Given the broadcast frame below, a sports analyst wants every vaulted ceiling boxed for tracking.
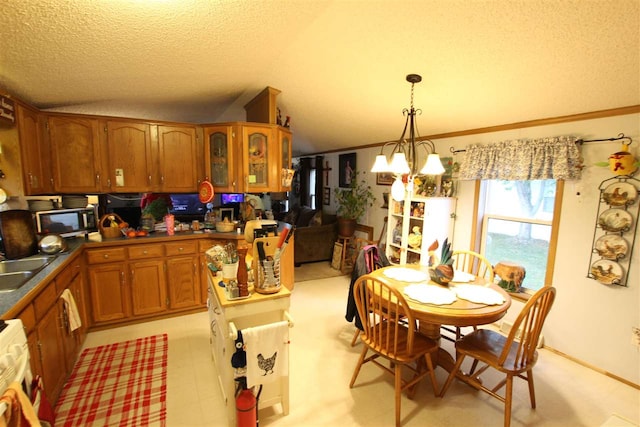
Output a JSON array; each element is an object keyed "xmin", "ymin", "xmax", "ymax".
[{"xmin": 1, "ymin": 0, "xmax": 638, "ymax": 156}]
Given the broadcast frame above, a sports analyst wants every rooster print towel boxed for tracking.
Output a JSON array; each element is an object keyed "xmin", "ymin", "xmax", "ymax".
[{"xmin": 242, "ymin": 321, "xmax": 289, "ymax": 388}]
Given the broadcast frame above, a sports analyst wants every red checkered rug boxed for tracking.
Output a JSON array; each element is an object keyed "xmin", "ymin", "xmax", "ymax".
[{"xmin": 55, "ymin": 334, "xmax": 168, "ymax": 426}]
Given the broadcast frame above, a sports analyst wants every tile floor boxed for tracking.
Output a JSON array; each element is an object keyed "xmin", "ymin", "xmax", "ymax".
[{"xmin": 81, "ymin": 270, "xmax": 640, "ymax": 427}]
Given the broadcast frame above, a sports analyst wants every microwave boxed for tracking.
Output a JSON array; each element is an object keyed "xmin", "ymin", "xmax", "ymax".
[{"xmin": 35, "ymin": 207, "xmax": 97, "ymax": 237}]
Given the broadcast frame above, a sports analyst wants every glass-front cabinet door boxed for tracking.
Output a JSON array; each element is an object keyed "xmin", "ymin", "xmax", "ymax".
[
  {"xmin": 242, "ymin": 125, "xmax": 276, "ymax": 193},
  {"xmin": 204, "ymin": 125, "xmax": 236, "ymax": 192},
  {"xmin": 278, "ymin": 128, "xmax": 292, "ymax": 191}
]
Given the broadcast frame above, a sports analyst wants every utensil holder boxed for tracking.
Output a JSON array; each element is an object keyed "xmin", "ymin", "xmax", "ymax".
[{"xmin": 256, "ymin": 258, "xmax": 281, "ymax": 294}]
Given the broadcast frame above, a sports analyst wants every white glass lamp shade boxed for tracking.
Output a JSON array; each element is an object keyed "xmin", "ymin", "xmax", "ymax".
[
  {"xmin": 371, "ymin": 155, "xmax": 391, "ymax": 173},
  {"xmin": 419, "ymin": 153, "xmax": 446, "ymax": 175},
  {"xmin": 389, "ymin": 153, "xmax": 411, "ymax": 174},
  {"xmin": 391, "ymin": 177, "xmax": 406, "ymax": 201}
]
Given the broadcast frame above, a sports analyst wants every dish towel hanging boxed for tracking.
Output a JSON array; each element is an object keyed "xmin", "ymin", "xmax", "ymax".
[
  {"xmin": 242, "ymin": 321, "xmax": 289, "ymax": 388},
  {"xmin": 0, "ymin": 382, "xmax": 41, "ymax": 427},
  {"xmin": 60, "ymin": 289, "xmax": 82, "ymax": 332}
]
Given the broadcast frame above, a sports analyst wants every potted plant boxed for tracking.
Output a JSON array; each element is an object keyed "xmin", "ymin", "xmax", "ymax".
[
  {"xmin": 334, "ymin": 171, "xmax": 376, "ymax": 237},
  {"xmin": 140, "ymin": 193, "xmax": 173, "ymax": 230}
]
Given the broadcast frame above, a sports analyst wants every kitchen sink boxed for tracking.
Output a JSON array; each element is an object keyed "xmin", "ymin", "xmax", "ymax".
[
  {"xmin": 0, "ymin": 271, "xmax": 35, "ymax": 292},
  {"xmin": 0, "ymin": 255, "xmax": 57, "ymax": 292}
]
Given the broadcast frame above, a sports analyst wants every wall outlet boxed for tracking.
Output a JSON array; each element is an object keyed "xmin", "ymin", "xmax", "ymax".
[{"xmin": 632, "ymin": 327, "xmax": 640, "ymax": 348}]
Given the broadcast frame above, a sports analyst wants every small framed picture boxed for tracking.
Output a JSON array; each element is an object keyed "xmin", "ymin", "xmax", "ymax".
[
  {"xmin": 381, "ymin": 192, "xmax": 389, "ymax": 208},
  {"xmin": 339, "ymin": 152, "xmax": 357, "ymax": 188},
  {"xmin": 219, "ymin": 208, "xmax": 234, "ymax": 222},
  {"xmin": 323, "ymin": 187, "xmax": 331, "ymax": 206},
  {"xmin": 376, "ymin": 172, "xmax": 394, "ymax": 186}
]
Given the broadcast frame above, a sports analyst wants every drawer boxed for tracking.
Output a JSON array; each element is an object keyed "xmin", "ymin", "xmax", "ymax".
[
  {"xmin": 55, "ymin": 260, "xmax": 81, "ymax": 294},
  {"xmin": 165, "ymin": 241, "xmax": 197, "ymax": 256},
  {"xmin": 34, "ymin": 282, "xmax": 57, "ymax": 320},
  {"xmin": 86, "ymin": 247, "xmax": 126, "ymax": 264},
  {"xmin": 199, "ymin": 239, "xmax": 215, "ymax": 251},
  {"xmin": 128, "ymin": 244, "xmax": 164, "ymax": 260},
  {"xmin": 18, "ymin": 304, "xmax": 36, "ymax": 334}
]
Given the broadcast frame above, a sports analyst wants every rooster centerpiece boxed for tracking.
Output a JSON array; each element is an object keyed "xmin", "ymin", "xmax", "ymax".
[{"xmin": 428, "ymin": 238, "xmax": 455, "ymax": 285}]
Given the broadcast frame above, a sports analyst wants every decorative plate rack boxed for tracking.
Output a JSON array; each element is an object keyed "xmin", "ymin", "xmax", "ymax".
[{"xmin": 587, "ymin": 175, "xmax": 639, "ymax": 286}]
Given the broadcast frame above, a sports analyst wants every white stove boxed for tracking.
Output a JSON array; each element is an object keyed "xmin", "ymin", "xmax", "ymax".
[{"xmin": 0, "ymin": 319, "xmax": 32, "ymax": 416}]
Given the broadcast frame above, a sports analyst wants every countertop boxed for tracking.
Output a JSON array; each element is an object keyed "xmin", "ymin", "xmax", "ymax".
[{"xmin": 0, "ymin": 229, "xmax": 248, "ymax": 319}]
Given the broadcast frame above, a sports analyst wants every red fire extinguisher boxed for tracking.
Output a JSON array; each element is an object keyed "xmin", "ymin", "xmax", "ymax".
[{"xmin": 236, "ymin": 387, "xmax": 256, "ymax": 427}]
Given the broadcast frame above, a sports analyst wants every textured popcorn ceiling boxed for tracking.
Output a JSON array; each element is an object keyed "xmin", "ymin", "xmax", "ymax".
[{"xmin": 0, "ymin": 0, "xmax": 638, "ymax": 155}]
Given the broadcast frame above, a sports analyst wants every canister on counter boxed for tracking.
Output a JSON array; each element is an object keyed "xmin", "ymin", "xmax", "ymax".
[{"xmin": 165, "ymin": 214, "xmax": 175, "ymax": 236}]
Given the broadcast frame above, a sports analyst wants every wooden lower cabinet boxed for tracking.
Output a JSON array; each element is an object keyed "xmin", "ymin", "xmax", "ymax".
[
  {"xmin": 130, "ymin": 259, "xmax": 167, "ymax": 316},
  {"xmin": 166, "ymin": 256, "xmax": 199, "ymax": 309},
  {"xmin": 166, "ymin": 241, "xmax": 200, "ymax": 309},
  {"xmin": 59, "ymin": 272, "xmax": 84, "ymax": 372},
  {"xmin": 17, "ymin": 255, "xmax": 86, "ymax": 404},
  {"xmin": 36, "ymin": 303, "xmax": 67, "ymax": 402},
  {"xmin": 88, "ymin": 262, "xmax": 130, "ymax": 323},
  {"xmin": 86, "ymin": 239, "xmax": 209, "ymax": 326}
]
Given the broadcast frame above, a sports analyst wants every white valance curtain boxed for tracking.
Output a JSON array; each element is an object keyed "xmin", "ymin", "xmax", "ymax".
[{"xmin": 458, "ymin": 135, "xmax": 582, "ymax": 181}]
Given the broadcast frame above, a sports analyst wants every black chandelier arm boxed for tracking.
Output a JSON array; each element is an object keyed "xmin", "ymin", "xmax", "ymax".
[
  {"xmin": 377, "ymin": 140, "xmax": 405, "ymax": 157},
  {"xmin": 416, "ymin": 139, "xmax": 437, "ymax": 155}
]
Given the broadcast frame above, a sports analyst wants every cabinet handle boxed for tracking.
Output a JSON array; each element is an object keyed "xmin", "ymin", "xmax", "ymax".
[
  {"xmin": 50, "ymin": 177, "xmax": 54, "ymax": 187},
  {"xmin": 178, "ymin": 247, "xmax": 184, "ymax": 252},
  {"xmin": 28, "ymin": 173, "xmax": 33, "ymax": 186},
  {"xmin": 107, "ymin": 178, "xmax": 111, "ymax": 188},
  {"xmin": 103, "ymin": 254, "xmax": 109, "ymax": 259},
  {"xmin": 148, "ymin": 175, "xmax": 152, "ymax": 184},
  {"xmin": 96, "ymin": 173, "xmax": 100, "ymax": 185},
  {"xmin": 143, "ymin": 250, "xmax": 148, "ymax": 255},
  {"xmin": 161, "ymin": 175, "xmax": 164, "ymax": 184},
  {"xmin": 120, "ymin": 271, "xmax": 124, "ymax": 285}
]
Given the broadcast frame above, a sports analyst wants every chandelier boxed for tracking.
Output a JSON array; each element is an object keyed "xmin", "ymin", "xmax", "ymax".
[{"xmin": 371, "ymin": 74, "xmax": 445, "ymax": 201}]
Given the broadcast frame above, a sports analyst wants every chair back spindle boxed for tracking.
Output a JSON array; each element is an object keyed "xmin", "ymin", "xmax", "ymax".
[
  {"xmin": 354, "ymin": 276, "xmax": 416, "ymax": 359},
  {"xmin": 500, "ymin": 287, "xmax": 555, "ymax": 369},
  {"xmin": 452, "ymin": 250, "xmax": 495, "ymax": 282}
]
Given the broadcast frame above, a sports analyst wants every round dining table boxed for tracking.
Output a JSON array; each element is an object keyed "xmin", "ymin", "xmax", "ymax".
[{"xmin": 367, "ymin": 264, "xmax": 512, "ymax": 372}]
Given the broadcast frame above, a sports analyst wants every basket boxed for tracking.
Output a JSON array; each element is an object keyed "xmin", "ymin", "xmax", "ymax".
[
  {"xmin": 99, "ymin": 213, "xmax": 124, "ymax": 239},
  {"xmin": 216, "ymin": 221, "xmax": 235, "ymax": 232}
]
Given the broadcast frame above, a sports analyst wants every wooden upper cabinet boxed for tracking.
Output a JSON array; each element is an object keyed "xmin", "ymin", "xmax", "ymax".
[
  {"xmin": 242, "ymin": 124, "xmax": 277, "ymax": 193},
  {"xmin": 157, "ymin": 125, "xmax": 198, "ymax": 192},
  {"xmin": 17, "ymin": 104, "xmax": 53, "ymax": 195},
  {"xmin": 103, "ymin": 120, "xmax": 153, "ymax": 192},
  {"xmin": 47, "ymin": 115, "xmax": 102, "ymax": 193},
  {"xmin": 204, "ymin": 122, "xmax": 292, "ymax": 193},
  {"xmin": 204, "ymin": 124, "xmax": 236, "ymax": 192},
  {"xmin": 277, "ymin": 127, "xmax": 293, "ymax": 192}
]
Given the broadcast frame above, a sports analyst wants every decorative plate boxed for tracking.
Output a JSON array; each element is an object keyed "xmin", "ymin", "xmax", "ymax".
[
  {"xmin": 602, "ymin": 181, "xmax": 638, "ymax": 206},
  {"xmin": 590, "ymin": 259, "xmax": 623, "ymax": 285},
  {"xmin": 383, "ymin": 267, "xmax": 429, "ymax": 282},
  {"xmin": 404, "ymin": 284, "xmax": 456, "ymax": 305},
  {"xmin": 452, "ymin": 270, "xmax": 476, "ymax": 283},
  {"xmin": 598, "ymin": 208, "xmax": 632, "ymax": 232},
  {"xmin": 594, "ymin": 235, "xmax": 628, "ymax": 260},
  {"xmin": 198, "ymin": 180, "xmax": 215, "ymax": 203}
]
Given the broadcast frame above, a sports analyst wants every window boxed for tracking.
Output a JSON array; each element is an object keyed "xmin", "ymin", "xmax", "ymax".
[
  {"xmin": 479, "ymin": 179, "xmax": 562, "ymax": 293},
  {"xmin": 309, "ymin": 168, "xmax": 317, "ymax": 210}
]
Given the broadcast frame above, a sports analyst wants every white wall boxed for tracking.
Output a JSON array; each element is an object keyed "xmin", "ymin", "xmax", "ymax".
[{"xmin": 312, "ymin": 112, "xmax": 640, "ymax": 385}]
